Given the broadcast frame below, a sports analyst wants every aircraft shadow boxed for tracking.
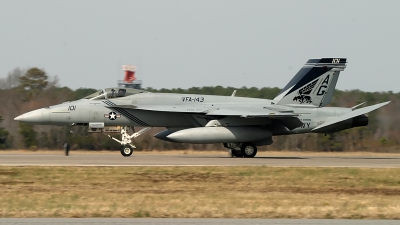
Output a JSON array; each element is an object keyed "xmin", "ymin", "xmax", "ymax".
[
  {"xmin": 334, "ymin": 157, "xmax": 400, "ymax": 160},
  {"xmin": 180, "ymin": 156, "xmax": 307, "ymax": 160},
  {"xmin": 254, "ymin": 157, "xmax": 306, "ymax": 159}
]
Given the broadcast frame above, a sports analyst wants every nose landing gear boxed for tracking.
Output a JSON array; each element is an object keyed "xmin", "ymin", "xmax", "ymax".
[{"xmin": 108, "ymin": 126, "xmax": 152, "ymax": 157}]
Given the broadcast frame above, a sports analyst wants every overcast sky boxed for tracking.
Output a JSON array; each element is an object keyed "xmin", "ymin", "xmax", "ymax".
[{"xmin": 1, "ymin": 0, "xmax": 399, "ymax": 92}]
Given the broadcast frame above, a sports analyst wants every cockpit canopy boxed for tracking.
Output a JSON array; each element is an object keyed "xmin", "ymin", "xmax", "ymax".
[{"xmin": 83, "ymin": 88, "xmax": 147, "ymax": 100}]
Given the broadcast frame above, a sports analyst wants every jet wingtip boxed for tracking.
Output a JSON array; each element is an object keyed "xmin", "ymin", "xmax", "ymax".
[{"xmin": 377, "ymin": 101, "xmax": 391, "ymax": 108}]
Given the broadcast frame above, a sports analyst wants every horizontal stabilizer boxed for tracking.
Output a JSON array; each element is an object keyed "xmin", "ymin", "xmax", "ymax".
[{"xmin": 312, "ymin": 101, "xmax": 390, "ymax": 132}]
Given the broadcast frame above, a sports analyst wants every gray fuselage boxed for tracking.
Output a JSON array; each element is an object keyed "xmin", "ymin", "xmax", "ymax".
[{"xmin": 27, "ymin": 92, "xmax": 352, "ymax": 136}]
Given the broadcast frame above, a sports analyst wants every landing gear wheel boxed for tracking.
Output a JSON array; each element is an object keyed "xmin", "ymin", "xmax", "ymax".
[
  {"xmin": 241, "ymin": 143, "xmax": 257, "ymax": 158},
  {"xmin": 231, "ymin": 149, "xmax": 243, "ymax": 157},
  {"xmin": 121, "ymin": 145, "xmax": 133, "ymax": 157}
]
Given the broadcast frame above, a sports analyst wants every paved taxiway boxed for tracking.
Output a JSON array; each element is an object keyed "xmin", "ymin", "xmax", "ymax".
[{"xmin": 0, "ymin": 153, "xmax": 399, "ymax": 167}]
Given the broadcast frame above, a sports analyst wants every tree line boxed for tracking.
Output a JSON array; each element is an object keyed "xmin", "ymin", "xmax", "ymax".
[{"xmin": 0, "ymin": 67, "xmax": 398, "ymax": 152}]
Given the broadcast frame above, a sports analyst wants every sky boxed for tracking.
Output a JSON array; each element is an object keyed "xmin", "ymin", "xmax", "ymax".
[{"xmin": 1, "ymin": 0, "xmax": 399, "ymax": 92}]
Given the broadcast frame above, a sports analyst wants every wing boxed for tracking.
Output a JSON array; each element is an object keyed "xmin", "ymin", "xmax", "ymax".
[
  {"xmin": 205, "ymin": 108, "xmax": 302, "ymax": 130},
  {"xmin": 106, "ymin": 104, "xmax": 297, "ymax": 116},
  {"xmin": 205, "ymin": 108, "xmax": 298, "ymax": 118},
  {"xmin": 106, "ymin": 104, "xmax": 303, "ymax": 130}
]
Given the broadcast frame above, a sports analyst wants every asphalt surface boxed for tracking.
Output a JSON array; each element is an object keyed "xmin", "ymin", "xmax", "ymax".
[
  {"xmin": 0, "ymin": 219, "xmax": 399, "ymax": 225},
  {"xmin": 0, "ymin": 153, "xmax": 399, "ymax": 167}
]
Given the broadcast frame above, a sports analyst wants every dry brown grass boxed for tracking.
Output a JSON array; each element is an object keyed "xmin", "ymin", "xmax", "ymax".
[{"xmin": 1, "ymin": 166, "xmax": 400, "ymax": 218}]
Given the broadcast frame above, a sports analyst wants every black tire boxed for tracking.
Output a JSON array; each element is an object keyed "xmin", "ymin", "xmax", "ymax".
[
  {"xmin": 241, "ymin": 143, "xmax": 257, "ymax": 158},
  {"xmin": 231, "ymin": 149, "xmax": 243, "ymax": 157},
  {"xmin": 120, "ymin": 145, "xmax": 133, "ymax": 157}
]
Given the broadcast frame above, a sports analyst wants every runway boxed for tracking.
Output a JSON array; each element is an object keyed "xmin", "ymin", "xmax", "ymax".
[{"xmin": 1, "ymin": 152, "xmax": 399, "ymax": 167}]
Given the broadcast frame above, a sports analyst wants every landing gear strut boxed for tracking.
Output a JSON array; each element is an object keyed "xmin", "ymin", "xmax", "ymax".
[
  {"xmin": 231, "ymin": 149, "xmax": 243, "ymax": 157},
  {"xmin": 108, "ymin": 126, "xmax": 151, "ymax": 157}
]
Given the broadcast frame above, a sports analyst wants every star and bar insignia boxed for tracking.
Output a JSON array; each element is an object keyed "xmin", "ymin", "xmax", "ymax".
[{"xmin": 104, "ymin": 112, "xmax": 121, "ymax": 120}]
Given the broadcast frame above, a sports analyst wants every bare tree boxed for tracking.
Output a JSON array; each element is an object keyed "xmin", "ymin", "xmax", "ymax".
[
  {"xmin": 46, "ymin": 75, "xmax": 60, "ymax": 89},
  {"xmin": 0, "ymin": 68, "xmax": 24, "ymax": 89}
]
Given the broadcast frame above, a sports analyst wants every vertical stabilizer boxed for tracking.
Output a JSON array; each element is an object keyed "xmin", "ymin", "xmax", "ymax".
[{"xmin": 274, "ymin": 58, "xmax": 346, "ymax": 107}]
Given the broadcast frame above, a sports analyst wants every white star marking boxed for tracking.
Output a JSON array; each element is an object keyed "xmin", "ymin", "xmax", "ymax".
[{"xmin": 109, "ymin": 112, "xmax": 117, "ymax": 120}]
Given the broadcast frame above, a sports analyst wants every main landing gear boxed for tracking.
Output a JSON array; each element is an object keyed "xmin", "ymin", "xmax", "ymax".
[
  {"xmin": 108, "ymin": 126, "xmax": 152, "ymax": 157},
  {"xmin": 225, "ymin": 142, "xmax": 258, "ymax": 158}
]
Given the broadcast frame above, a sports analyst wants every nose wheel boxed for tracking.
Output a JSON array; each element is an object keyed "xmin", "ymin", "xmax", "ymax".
[{"xmin": 121, "ymin": 145, "xmax": 133, "ymax": 157}]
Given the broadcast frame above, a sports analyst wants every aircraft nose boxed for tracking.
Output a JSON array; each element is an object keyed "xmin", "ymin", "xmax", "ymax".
[{"xmin": 14, "ymin": 109, "xmax": 44, "ymax": 123}]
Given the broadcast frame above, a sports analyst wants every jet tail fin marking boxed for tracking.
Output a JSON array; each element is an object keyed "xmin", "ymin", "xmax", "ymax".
[{"xmin": 274, "ymin": 58, "xmax": 347, "ymax": 107}]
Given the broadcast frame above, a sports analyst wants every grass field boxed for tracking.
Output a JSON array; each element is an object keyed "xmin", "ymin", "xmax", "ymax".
[{"xmin": 1, "ymin": 166, "xmax": 400, "ymax": 219}]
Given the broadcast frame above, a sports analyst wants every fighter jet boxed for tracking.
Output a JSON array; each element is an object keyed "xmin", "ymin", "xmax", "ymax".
[{"xmin": 14, "ymin": 58, "xmax": 389, "ymax": 157}]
